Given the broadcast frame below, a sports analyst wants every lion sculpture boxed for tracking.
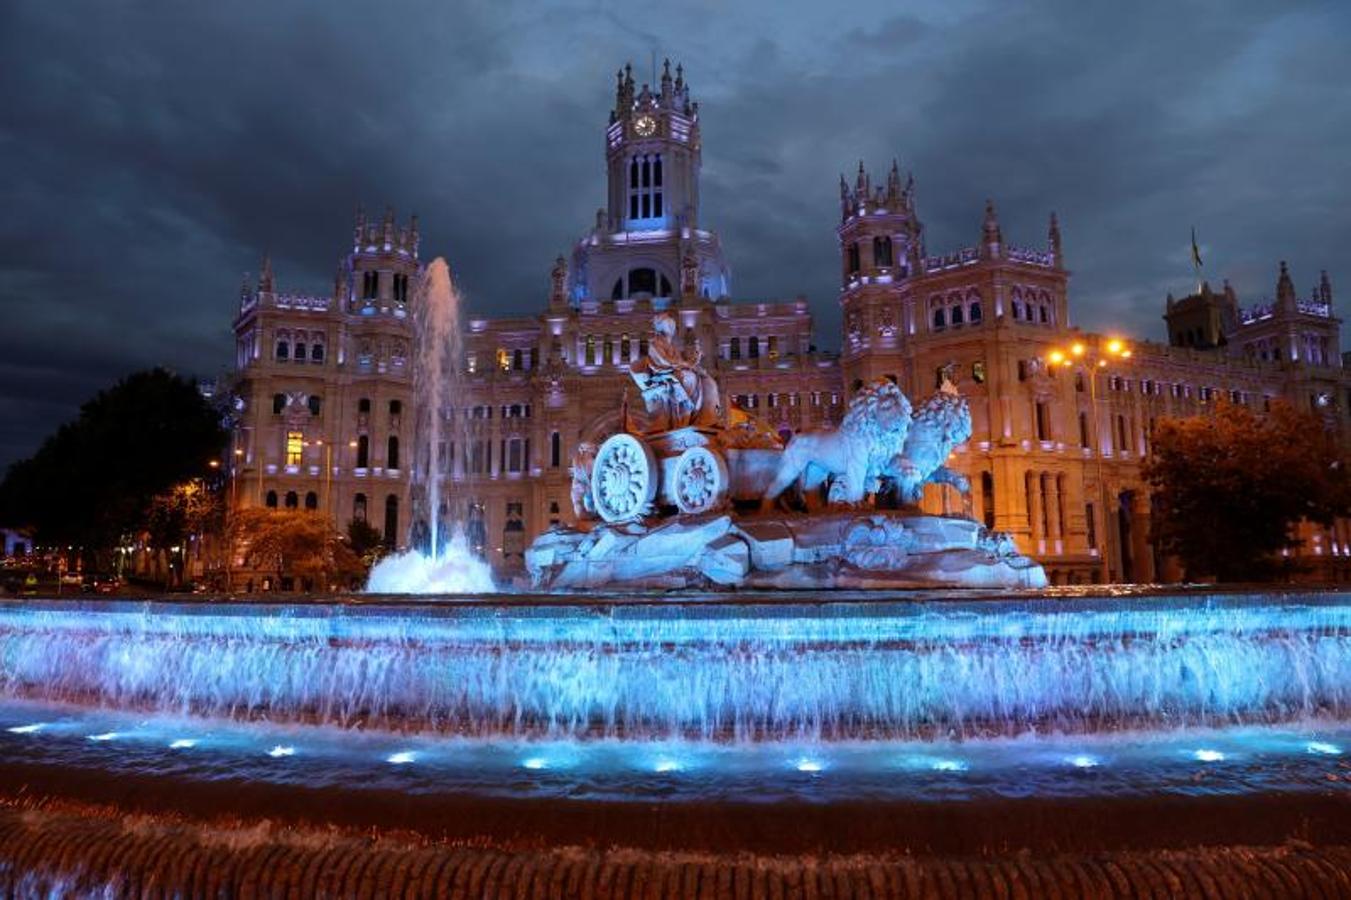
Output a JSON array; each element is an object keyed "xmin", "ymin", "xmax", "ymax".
[
  {"xmin": 886, "ymin": 378, "xmax": 974, "ymax": 503},
  {"xmin": 762, "ymin": 380, "xmax": 912, "ymax": 507}
]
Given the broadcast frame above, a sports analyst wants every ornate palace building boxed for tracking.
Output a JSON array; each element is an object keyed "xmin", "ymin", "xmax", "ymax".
[{"xmin": 229, "ymin": 61, "xmax": 1350, "ymax": 586}]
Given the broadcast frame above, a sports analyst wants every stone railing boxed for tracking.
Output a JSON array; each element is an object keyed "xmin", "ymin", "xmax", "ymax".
[
  {"xmin": 1006, "ymin": 245, "xmax": 1056, "ymax": 267},
  {"xmin": 923, "ymin": 247, "xmax": 979, "ymax": 271}
]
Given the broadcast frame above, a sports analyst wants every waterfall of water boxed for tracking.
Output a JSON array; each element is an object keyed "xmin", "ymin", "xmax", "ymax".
[
  {"xmin": 3, "ymin": 596, "xmax": 1349, "ymax": 741},
  {"xmin": 365, "ymin": 257, "xmax": 494, "ymax": 594}
]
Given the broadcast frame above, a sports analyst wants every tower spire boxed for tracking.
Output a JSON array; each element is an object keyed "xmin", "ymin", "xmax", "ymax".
[
  {"xmin": 258, "ymin": 252, "xmax": 274, "ymax": 293},
  {"xmin": 1277, "ymin": 260, "xmax": 1297, "ymax": 310},
  {"xmin": 1048, "ymin": 211, "xmax": 1062, "ymax": 266},
  {"xmin": 980, "ymin": 199, "xmax": 1002, "ymax": 259}
]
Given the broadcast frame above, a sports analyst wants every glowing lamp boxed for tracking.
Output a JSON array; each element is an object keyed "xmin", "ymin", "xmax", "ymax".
[
  {"xmin": 1106, "ymin": 339, "xmax": 1123, "ymax": 354},
  {"xmin": 1071, "ymin": 342, "xmax": 1086, "ymax": 357},
  {"xmin": 1048, "ymin": 350, "xmax": 1065, "ymax": 365}
]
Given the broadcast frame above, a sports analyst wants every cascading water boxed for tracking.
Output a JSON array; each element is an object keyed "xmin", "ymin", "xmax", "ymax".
[
  {"xmin": 366, "ymin": 257, "xmax": 494, "ymax": 594},
  {"xmin": 3, "ymin": 594, "xmax": 1350, "ymax": 742}
]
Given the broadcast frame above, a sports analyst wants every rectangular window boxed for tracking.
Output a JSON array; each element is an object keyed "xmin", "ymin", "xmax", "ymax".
[
  {"xmin": 550, "ymin": 432, "xmax": 561, "ymax": 468},
  {"xmin": 286, "ymin": 431, "xmax": 303, "ymax": 467},
  {"xmin": 1085, "ymin": 503, "xmax": 1097, "ymax": 549}
]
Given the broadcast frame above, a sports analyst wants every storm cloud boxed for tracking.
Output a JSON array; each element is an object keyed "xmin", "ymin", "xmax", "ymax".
[{"xmin": 2, "ymin": 0, "xmax": 1348, "ymax": 468}]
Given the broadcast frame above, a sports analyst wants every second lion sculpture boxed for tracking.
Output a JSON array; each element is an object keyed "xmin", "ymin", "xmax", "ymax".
[{"xmin": 762, "ymin": 380, "xmax": 913, "ymax": 507}]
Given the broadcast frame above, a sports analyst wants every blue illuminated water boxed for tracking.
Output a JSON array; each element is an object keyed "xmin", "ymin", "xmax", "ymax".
[
  {"xmin": 2, "ymin": 594, "xmax": 1349, "ymax": 741},
  {"xmin": 1, "ymin": 592, "xmax": 1349, "ymax": 803}
]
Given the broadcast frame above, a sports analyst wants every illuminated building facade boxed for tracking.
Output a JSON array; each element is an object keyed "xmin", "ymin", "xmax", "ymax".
[
  {"xmin": 228, "ymin": 62, "xmax": 1349, "ymax": 585},
  {"xmin": 229, "ymin": 209, "xmax": 419, "ymax": 585}
]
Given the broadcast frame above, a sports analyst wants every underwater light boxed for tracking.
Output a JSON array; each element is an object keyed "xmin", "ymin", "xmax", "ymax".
[
  {"xmin": 267, "ymin": 745, "xmax": 295, "ymax": 758},
  {"xmin": 87, "ymin": 732, "xmax": 118, "ymax": 742},
  {"xmin": 1192, "ymin": 749, "xmax": 1225, "ymax": 763},
  {"xmin": 795, "ymin": 759, "xmax": 825, "ymax": 773},
  {"xmin": 1307, "ymin": 741, "xmax": 1342, "ymax": 756},
  {"xmin": 521, "ymin": 756, "xmax": 548, "ymax": 770},
  {"xmin": 6, "ymin": 723, "xmax": 44, "ymax": 735},
  {"xmin": 387, "ymin": 751, "xmax": 416, "ymax": 765},
  {"xmin": 653, "ymin": 758, "xmax": 683, "ymax": 773},
  {"xmin": 169, "ymin": 739, "xmax": 198, "ymax": 750},
  {"xmin": 1067, "ymin": 754, "xmax": 1100, "ymax": 768},
  {"xmin": 931, "ymin": 759, "xmax": 968, "ymax": 772}
]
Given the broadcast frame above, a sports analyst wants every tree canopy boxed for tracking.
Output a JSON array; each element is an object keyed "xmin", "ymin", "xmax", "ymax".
[
  {"xmin": 0, "ymin": 368, "xmax": 226, "ymax": 550},
  {"xmin": 1143, "ymin": 399, "xmax": 1350, "ymax": 581},
  {"xmin": 232, "ymin": 508, "xmax": 363, "ymax": 590}
]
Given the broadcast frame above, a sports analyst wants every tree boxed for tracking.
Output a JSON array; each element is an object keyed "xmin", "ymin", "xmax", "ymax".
[
  {"xmin": 346, "ymin": 517, "xmax": 386, "ymax": 569},
  {"xmin": 1143, "ymin": 399, "xmax": 1351, "ymax": 581},
  {"xmin": 0, "ymin": 368, "xmax": 227, "ymax": 560},
  {"xmin": 231, "ymin": 508, "xmax": 363, "ymax": 591},
  {"xmin": 146, "ymin": 478, "xmax": 223, "ymax": 585}
]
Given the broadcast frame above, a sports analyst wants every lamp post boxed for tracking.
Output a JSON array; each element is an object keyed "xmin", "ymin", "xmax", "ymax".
[{"xmin": 1044, "ymin": 337, "xmax": 1132, "ymax": 582}]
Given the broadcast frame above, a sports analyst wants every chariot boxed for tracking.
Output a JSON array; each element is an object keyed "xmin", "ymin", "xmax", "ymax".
[{"xmin": 587, "ymin": 424, "xmax": 782, "ymax": 523}]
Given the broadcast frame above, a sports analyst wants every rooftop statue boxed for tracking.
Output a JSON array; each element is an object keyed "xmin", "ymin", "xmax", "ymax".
[{"xmin": 628, "ymin": 312, "xmax": 721, "ymax": 431}]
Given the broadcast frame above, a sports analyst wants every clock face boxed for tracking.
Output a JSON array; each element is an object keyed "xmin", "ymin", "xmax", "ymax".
[{"xmin": 634, "ymin": 114, "xmax": 657, "ymax": 137}]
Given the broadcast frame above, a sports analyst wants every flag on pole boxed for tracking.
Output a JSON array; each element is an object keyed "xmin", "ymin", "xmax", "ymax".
[{"xmin": 1190, "ymin": 227, "xmax": 1203, "ymax": 270}]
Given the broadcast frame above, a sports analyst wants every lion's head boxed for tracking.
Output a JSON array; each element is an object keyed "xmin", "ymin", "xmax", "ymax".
[
  {"xmin": 841, "ymin": 379, "xmax": 913, "ymax": 459},
  {"xmin": 911, "ymin": 388, "xmax": 973, "ymax": 450}
]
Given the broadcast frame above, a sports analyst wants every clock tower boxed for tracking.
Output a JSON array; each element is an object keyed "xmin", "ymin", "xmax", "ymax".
[
  {"xmin": 605, "ymin": 60, "xmax": 702, "ymax": 233},
  {"xmin": 565, "ymin": 60, "xmax": 729, "ymax": 306}
]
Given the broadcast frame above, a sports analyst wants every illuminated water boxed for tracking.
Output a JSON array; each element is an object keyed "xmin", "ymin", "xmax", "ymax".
[
  {"xmin": 366, "ymin": 257, "xmax": 494, "ymax": 593},
  {"xmin": 1, "ymin": 592, "xmax": 1349, "ymax": 802}
]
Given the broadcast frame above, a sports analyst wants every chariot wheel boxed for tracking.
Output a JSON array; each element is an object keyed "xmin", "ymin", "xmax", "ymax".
[
  {"xmin": 672, "ymin": 445, "xmax": 729, "ymax": 515},
  {"xmin": 591, "ymin": 434, "xmax": 659, "ymax": 523}
]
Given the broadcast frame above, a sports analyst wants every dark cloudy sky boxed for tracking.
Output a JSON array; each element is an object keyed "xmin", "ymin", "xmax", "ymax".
[{"xmin": 2, "ymin": 0, "xmax": 1349, "ymax": 470}]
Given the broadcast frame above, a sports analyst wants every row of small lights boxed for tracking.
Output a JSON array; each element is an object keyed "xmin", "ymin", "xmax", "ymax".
[{"xmin": 6, "ymin": 722, "xmax": 1343, "ymax": 772}]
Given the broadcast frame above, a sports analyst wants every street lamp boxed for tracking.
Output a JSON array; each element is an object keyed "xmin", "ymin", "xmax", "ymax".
[{"xmin": 1044, "ymin": 336, "xmax": 1132, "ymax": 582}]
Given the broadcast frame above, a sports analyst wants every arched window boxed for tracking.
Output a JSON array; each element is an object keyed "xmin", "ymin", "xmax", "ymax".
[
  {"xmin": 873, "ymin": 236, "xmax": 893, "ymax": 267},
  {"xmin": 387, "ymin": 436, "xmax": 400, "ymax": 470},
  {"xmin": 311, "ymin": 342, "xmax": 324, "ymax": 362},
  {"xmin": 1040, "ymin": 305, "xmax": 1050, "ymax": 323},
  {"xmin": 389, "ymin": 399, "xmax": 402, "ymax": 417},
  {"xmin": 307, "ymin": 395, "xmax": 321, "ymax": 416},
  {"xmin": 512, "ymin": 348, "xmax": 523, "ymax": 370},
  {"xmin": 275, "ymin": 340, "xmax": 289, "ymax": 360},
  {"xmin": 847, "ymin": 242, "xmax": 861, "ymax": 274},
  {"xmin": 356, "ymin": 434, "xmax": 369, "ymax": 468},
  {"xmin": 932, "ymin": 308, "xmax": 946, "ymax": 330},
  {"xmin": 358, "ymin": 397, "xmax": 370, "ymax": 414},
  {"xmin": 284, "ymin": 491, "xmax": 298, "ymax": 509},
  {"xmin": 611, "ymin": 278, "xmax": 624, "ymax": 300},
  {"xmin": 969, "ymin": 301, "xmax": 982, "ymax": 323},
  {"xmin": 362, "ymin": 270, "xmax": 378, "ymax": 300},
  {"xmin": 627, "ymin": 153, "xmax": 663, "ymax": 222},
  {"xmin": 628, "ymin": 268, "xmax": 657, "ymax": 296},
  {"xmin": 294, "ymin": 342, "xmax": 306, "ymax": 361},
  {"xmin": 265, "ymin": 490, "xmax": 278, "ymax": 508},
  {"xmin": 981, "ymin": 473, "xmax": 995, "ymax": 530},
  {"xmin": 384, "ymin": 495, "xmax": 399, "ymax": 548},
  {"xmin": 272, "ymin": 393, "xmax": 286, "ymax": 415},
  {"xmin": 354, "ymin": 493, "xmax": 367, "ymax": 521},
  {"xmin": 730, "ymin": 338, "xmax": 741, "ymax": 360},
  {"xmin": 951, "ymin": 305, "xmax": 964, "ymax": 325},
  {"xmin": 304, "ymin": 491, "xmax": 318, "ymax": 511},
  {"xmin": 1012, "ymin": 301, "xmax": 1023, "ymax": 320},
  {"xmin": 749, "ymin": 336, "xmax": 760, "ymax": 358},
  {"xmin": 1079, "ymin": 412, "xmax": 1090, "ymax": 448}
]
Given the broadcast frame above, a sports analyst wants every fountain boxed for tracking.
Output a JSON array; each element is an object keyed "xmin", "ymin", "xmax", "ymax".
[
  {"xmin": 1, "ymin": 302, "xmax": 1347, "ymax": 895},
  {"xmin": 365, "ymin": 257, "xmax": 494, "ymax": 594}
]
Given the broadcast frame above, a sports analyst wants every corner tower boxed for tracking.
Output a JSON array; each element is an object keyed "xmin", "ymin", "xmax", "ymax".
[{"xmin": 566, "ymin": 60, "xmax": 729, "ymax": 307}]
